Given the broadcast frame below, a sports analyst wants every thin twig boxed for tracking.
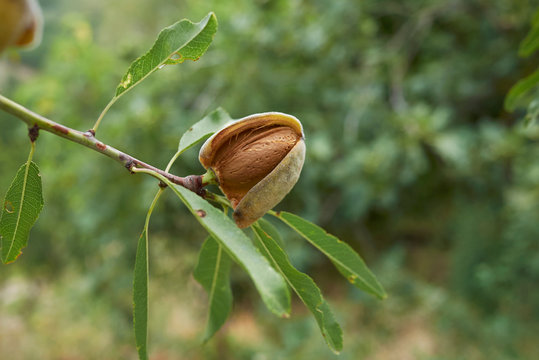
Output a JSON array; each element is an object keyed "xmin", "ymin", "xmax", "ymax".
[{"xmin": 0, "ymin": 94, "xmax": 205, "ymax": 195}]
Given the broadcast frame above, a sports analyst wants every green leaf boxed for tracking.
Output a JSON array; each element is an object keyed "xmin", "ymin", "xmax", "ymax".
[
  {"xmin": 504, "ymin": 68, "xmax": 539, "ymax": 112},
  {"xmin": 178, "ymin": 108, "xmax": 233, "ymax": 154},
  {"xmin": 519, "ymin": 9, "xmax": 539, "ymax": 57},
  {"xmin": 258, "ymin": 217, "xmax": 285, "ymax": 248},
  {"xmin": 253, "ymin": 224, "xmax": 343, "ymax": 353},
  {"xmin": 97, "ymin": 13, "xmax": 218, "ymax": 127},
  {"xmin": 519, "ymin": 26, "xmax": 539, "ymax": 57},
  {"xmin": 133, "ymin": 227, "xmax": 149, "ymax": 360},
  {"xmin": 193, "ymin": 236, "xmax": 233, "ymax": 342},
  {"xmin": 272, "ymin": 211, "xmax": 386, "ymax": 300},
  {"xmin": 1, "ymin": 161, "xmax": 43, "ymax": 264},
  {"xmin": 115, "ymin": 12, "xmax": 217, "ymax": 98},
  {"xmin": 132, "ymin": 190, "xmax": 162, "ymax": 360},
  {"xmin": 167, "ymin": 184, "xmax": 290, "ymax": 317}
]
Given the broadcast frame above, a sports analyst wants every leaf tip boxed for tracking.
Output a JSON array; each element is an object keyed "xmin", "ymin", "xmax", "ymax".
[
  {"xmin": 503, "ymin": 97, "xmax": 515, "ymax": 113},
  {"xmin": 2, "ymin": 251, "xmax": 21, "ymax": 265},
  {"xmin": 281, "ymin": 312, "xmax": 291, "ymax": 319},
  {"xmin": 207, "ymin": 11, "xmax": 217, "ymax": 21},
  {"xmin": 200, "ymin": 334, "xmax": 212, "ymax": 345}
]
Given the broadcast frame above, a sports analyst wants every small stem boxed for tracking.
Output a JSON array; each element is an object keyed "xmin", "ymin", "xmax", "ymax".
[
  {"xmin": 204, "ymin": 191, "xmax": 231, "ymax": 208},
  {"xmin": 131, "ymin": 167, "xmax": 162, "ymax": 178},
  {"xmin": 27, "ymin": 140, "xmax": 36, "ymax": 163},
  {"xmin": 201, "ymin": 168, "xmax": 219, "ymax": 186},
  {"xmin": 0, "ymin": 94, "xmax": 204, "ymax": 195},
  {"xmin": 145, "ymin": 188, "xmax": 163, "ymax": 226},
  {"xmin": 92, "ymin": 98, "xmax": 115, "ymax": 133},
  {"xmin": 134, "ymin": 168, "xmax": 229, "ymax": 207},
  {"xmin": 164, "ymin": 149, "xmax": 183, "ymax": 173}
]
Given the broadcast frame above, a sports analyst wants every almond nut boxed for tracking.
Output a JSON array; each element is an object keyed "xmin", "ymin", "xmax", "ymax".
[{"xmin": 199, "ymin": 112, "xmax": 305, "ymax": 228}]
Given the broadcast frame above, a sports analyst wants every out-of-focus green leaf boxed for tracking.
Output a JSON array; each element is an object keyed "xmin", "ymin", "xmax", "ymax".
[
  {"xmin": 252, "ymin": 224, "xmax": 343, "ymax": 353},
  {"xmin": 272, "ymin": 211, "xmax": 386, "ymax": 300},
  {"xmin": 133, "ymin": 227, "xmax": 149, "ymax": 360},
  {"xmin": 1, "ymin": 161, "xmax": 43, "ymax": 264},
  {"xmin": 519, "ymin": 27, "xmax": 539, "ymax": 57},
  {"xmin": 178, "ymin": 108, "xmax": 232, "ymax": 154},
  {"xmin": 518, "ymin": 9, "xmax": 539, "ymax": 57},
  {"xmin": 166, "ymin": 183, "xmax": 290, "ymax": 317},
  {"xmin": 505, "ymin": 68, "xmax": 539, "ymax": 111},
  {"xmin": 193, "ymin": 236, "xmax": 233, "ymax": 342}
]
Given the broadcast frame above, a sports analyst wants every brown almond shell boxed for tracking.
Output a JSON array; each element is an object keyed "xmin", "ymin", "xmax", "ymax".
[
  {"xmin": 199, "ymin": 112, "xmax": 305, "ymax": 228},
  {"xmin": 199, "ymin": 112, "xmax": 303, "ymax": 167},
  {"xmin": 233, "ymin": 138, "xmax": 305, "ymax": 228}
]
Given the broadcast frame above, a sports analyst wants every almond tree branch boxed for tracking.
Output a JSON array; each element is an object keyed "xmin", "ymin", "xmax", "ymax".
[{"xmin": 0, "ymin": 94, "xmax": 205, "ymax": 194}]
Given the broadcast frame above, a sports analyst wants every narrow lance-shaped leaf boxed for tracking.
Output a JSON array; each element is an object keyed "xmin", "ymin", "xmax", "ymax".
[
  {"xmin": 114, "ymin": 12, "xmax": 216, "ymax": 98},
  {"xmin": 504, "ymin": 68, "xmax": 539, "ymax": 112},
  {"xmin": 164, "ymin": 182, "xmax": 290, "ymax": 317},
  {"xmin": 163, "ymin": 109, "xmax": 235, "ymax": 342},
  {"xmin": 133, "ymin": 227, "xmax": 149, "ymax": 360},
  {"xmin": 193, "ymin": 236, "xmax": 233, "ymax": 342},
  {"xmin": 253, "ymin": 224, "xmax": 343, "ymax": 353},
  {"xmin": 178, "ymin": 108, "xmax": 233, "ymax": 154},
  {"xmin": 257, "ymin": 217, "xmax": 285, "ymax": 248},
  {"xmin": 1, "ymin": 161, "xmax": 43, "ymax": 264},
  {"xmin": 97, "ymin": 13, "xmax": 218, "ymax": 126},
  {"xmin": 518, "ymin": 9, "xmax": 539, "ymax": 57},
  {"xmin": 272, "ymin": 211, "xmax": 386, "ymax": 300},
  {"xmin": 519, "ymin": 26, "xmax": 539, "ymax": 57},
  {"xmin": 133, "ymin": 191, "xmax": 162, "ymax": 360}
]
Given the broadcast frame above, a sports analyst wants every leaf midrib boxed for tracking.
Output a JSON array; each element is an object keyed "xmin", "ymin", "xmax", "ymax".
[{"xmin": 206, "ymin": 243, "xmax": 223, "ymax": 321}]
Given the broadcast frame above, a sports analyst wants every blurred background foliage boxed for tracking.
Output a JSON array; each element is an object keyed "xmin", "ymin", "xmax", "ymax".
[{"xmin": 1, "ymin": 0, "xmax": 538, "ymax": 359}]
